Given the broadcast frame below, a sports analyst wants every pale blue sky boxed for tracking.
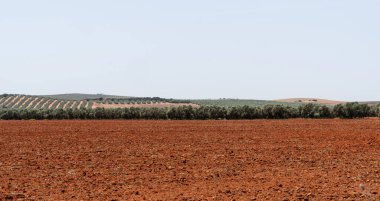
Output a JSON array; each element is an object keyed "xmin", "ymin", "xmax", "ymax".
[{"xmin": 1, "ymin": 1, "xmax": 379, "ymax": 101}]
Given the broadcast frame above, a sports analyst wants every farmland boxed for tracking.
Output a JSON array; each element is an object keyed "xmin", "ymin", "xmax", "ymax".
[
  {"xmin": 190, "ymin": 99, "xmax": 303, "ymax": 107},
  {"xmin": 1, "ymin": 94, "xmax": 308, "ymax": 111},
  {"xmin": 274, "ymin": 98, "xmax": 345, "ymax": 105},
  {"xmin": 0, "ymin": 94, "xmax": 196, "ymax": 110},
  {"xmin": 1, "ymin": 94, "xmax": 379, "ymax": 120},
  {"xmin": 0, "ymin": 94, "xmax": 350, "ymax": 111},
  {"xmin": 0, "ymin": 119, "xmax": 379, "ymax": 200},
  {"xmin": 0, "ymin": 95, "xmax": 92, "ymax": 110}
]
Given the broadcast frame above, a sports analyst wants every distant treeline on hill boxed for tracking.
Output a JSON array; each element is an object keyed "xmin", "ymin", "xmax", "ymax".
[{"xmin": 0, "ymin": 102, "xmax": 379, "ymax": 120}]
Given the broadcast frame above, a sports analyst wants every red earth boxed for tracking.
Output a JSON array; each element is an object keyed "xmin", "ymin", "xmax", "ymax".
[{"xmin": 0, "ymin": 119, "xmax": 379, "ymax": 200}]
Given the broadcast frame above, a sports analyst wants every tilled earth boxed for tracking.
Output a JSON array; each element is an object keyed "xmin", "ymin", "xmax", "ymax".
[{"xmin": 0, "ymin": 120, "xmax": 379, "ymax": 200}]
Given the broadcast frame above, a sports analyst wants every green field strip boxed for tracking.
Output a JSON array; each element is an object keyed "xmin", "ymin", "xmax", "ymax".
[
  {"xmin": 83, "ymin": 101, "xmax": 88, "ymax": 108},
  {"xmin": 75, "ymin": 100, "xmax": 82, "ymax": 109},
  {"xmin": 38, "ymin": 99, "xmax": 47, "ymax": 109},
  {"xmin": 87, "ymin": 101, "xmax": 94, "ymax": 109},
  {"xmin": 0, "ymin": 96, "xmax": 9, "ymax": 105},
  {"xmin": 34, "ymin": 98, "xmax": 47, "ymax": 109},
  {"xmin": 20, "ymin": 96, "xmax": 33, "ymax": 109},
  {"xmin": 46, "ymin": 99, "xmax": 56, "ymax": 109},
  {"xmin": 12, "ymin": 96, "xmax": 29, "ymax": 109},
  {"xmin": 39, "ymin": 99, "xmax": 52, "ymax": 109},
  {"xmin": 46, "ymin": 99, "xmax": 55, "ymax": 109},
  {"xmin": 62, "ymin": 101, "xmax": 70, "ymax": 109},
  {"xmin": 6, "ymin": 96, "xmax": 19, "ymax": 108},
  {"xmin": 0, "ymin": 96, "xmax": 13, "ymax": 106},
  {"xmin": 63, "ymin": 101, "xmax": 74, "ymax": 110},
  {"xmin": 68, "ymin": 101, "xmax": 76, "ymax": 109},
  {"xmin": 28, "ymin": 97, "xmax": 39, "ymax": 109},
  {"xmin": 61, "ymin": 101, "xmax": 70, "ymax": 109},
  {"xmin": 64, "ymin": 101, "xmax": 72, "ymax": 109},
  {"xmin": 14, "ymin": 96, "xmax": 29, "ymax": 109},
  {"xmin": 31, "ymin": 97, "xmax": 45, "ymax": 109},
  {"xmin": 71, "ymin": 101, "xmax": 79, "ymax": 109},
  {"xmin": 20, "ymin": 97, "xmax": 34, "ymax": 109},
  {"xmin": 78, "ymin": 100, "xmax": 86, "ymax": 109},
  {"xmin": 33, "ymin": 97, "xmax": 43, "ymax": 108},
  {"xmin": 25, "ymin": 97, "xmax": 39, "ymax": 109},
  {"xmin": 49, "ymin": 100, "xmax": 60, "ymax": 109},
  {"xmin": 2, "ymin": 96, "xmax": 15, "ymax": 107},
  {"xmin": 5, "ymin": 96, "xmax": 19, "ymax": 108},
  {"xmin": 190, "ymin": 99, "xmax": 303, "ymax": 108},
  {"xmin": 10, "ymin": 96, "xmax": 21, "ymax": 108},
  {"xmin": 83, "ymin": 101, "xmax": 89, "ymax": 109},
  {"xmin": 57, "ymin": 101, "xmax": 65, "ymax": 109}
]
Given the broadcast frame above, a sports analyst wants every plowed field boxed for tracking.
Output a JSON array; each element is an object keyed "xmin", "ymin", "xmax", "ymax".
[{"xmin": 0, "ymin": 120, "xmax": 379, "ymax": 200}]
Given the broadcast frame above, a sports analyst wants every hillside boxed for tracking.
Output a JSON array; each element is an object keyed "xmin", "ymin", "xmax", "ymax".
[
  {"xmin": 0, "ymin": 94, "xmax": 196, "ymax": 110},
  {"xmin": 0, "ymin": 94, "xmax": 94, "ymax": 110},
  {"xmin": 273, "ymin": 98, "xmax": 345, "ymax": 105},
  {"xmin": 360, "ymin": 101, "xmax": 380, "ymax": 106},
  {"xmin": 0, "ymin": 94, "xmax": 302, "ymax": 110},
  {"xmin": 190, "ymin": 99, "xmax": 302, "ymax": 107},
  {"xmin": 41, "ymin": 93, "xmax": 130, "ymax": 100},
  {"xmin": 2, "ymin": 94, "xmax": 376, "ymax": 110}
]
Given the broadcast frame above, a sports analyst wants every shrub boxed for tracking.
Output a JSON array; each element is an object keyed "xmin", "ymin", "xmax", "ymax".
[{"xmin": 0, "ymin": 103, "xmax": 376, "ymax": 120}]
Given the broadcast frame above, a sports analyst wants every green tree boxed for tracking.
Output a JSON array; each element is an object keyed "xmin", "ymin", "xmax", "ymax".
[{"xmin": 299, "ymin": 103, "xmax": 316, "ymax": 118}]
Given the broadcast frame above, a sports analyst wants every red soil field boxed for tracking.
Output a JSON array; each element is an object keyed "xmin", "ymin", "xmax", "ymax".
[{"xmin": 0, "ymin": 120, "xmax": 379, "ymax": 200}]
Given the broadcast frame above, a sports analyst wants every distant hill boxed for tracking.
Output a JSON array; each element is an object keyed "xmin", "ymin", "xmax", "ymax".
[
  {"xmin": 0, "ymin": 94, "xmax": 303, "ymax": 110},
  {"xmin": 0, "ymin": 94, "xmax": 195, "ymax": 110},
  {"xmin": 274, "ymin": 98, "xmax": 345, "ymax": 105},
  {"xmin": 40, "ymin": 93, "xmax": 130, "ymax": 100},
  {"xmin": 359, "ymin": 101, "xmax": 380, "ymax": 106},
  {"xmin": 190, "ymin": 99, "xmax": 303, "ymax": 107},
  {"xmin": 38, "ymin": 94, "xmax": 305, "ymax": 107},
  {"xmin": 2, "ymin": 93, "xmax": 378, "ymax": 110}
]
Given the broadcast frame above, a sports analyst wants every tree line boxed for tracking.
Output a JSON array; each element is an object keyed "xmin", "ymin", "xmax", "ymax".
[
  {"xmin": 0, "ymin": 102, "xmax": 379, "ymax": 120},
  {"xmin": 88, "ymin": 97, "xmax": 192, "ymax": 104}
]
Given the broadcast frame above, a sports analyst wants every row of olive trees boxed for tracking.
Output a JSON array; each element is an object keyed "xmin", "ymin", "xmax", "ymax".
[
  {"xmin": 0, "ymin": 103, "xmax": 379, "ymax": 120},
  {"xmin": 89, "ymin": 97, "xmax": 192, "ymax": 104}
]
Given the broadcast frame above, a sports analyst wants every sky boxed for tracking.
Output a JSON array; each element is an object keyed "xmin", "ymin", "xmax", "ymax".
[{"xmin": 0, "ymin": 1, "xmax": 379, "ymax": 101}]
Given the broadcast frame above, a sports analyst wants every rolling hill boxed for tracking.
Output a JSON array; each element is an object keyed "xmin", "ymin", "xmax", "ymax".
[
  {"xmin": 1, "ymin": 94, "xmax": 377, "ymax": 110},
  {"xmin": 190, "ymin": 99, "xmax": 303, "ymax": 107},
  {"xmin": 359, "ymin": 101, "xmax": 380, "ymax": 106},
  {"xmin": 0, "ymin": 94, "xmax": 196, "ymax": 110},
  {"xmin": 273, "ymin": 98, "xmax": 345, "ymax": 105},
  {"xmin": 41, "ymin": 93, "xmax": 130, "ymax": 100}
]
